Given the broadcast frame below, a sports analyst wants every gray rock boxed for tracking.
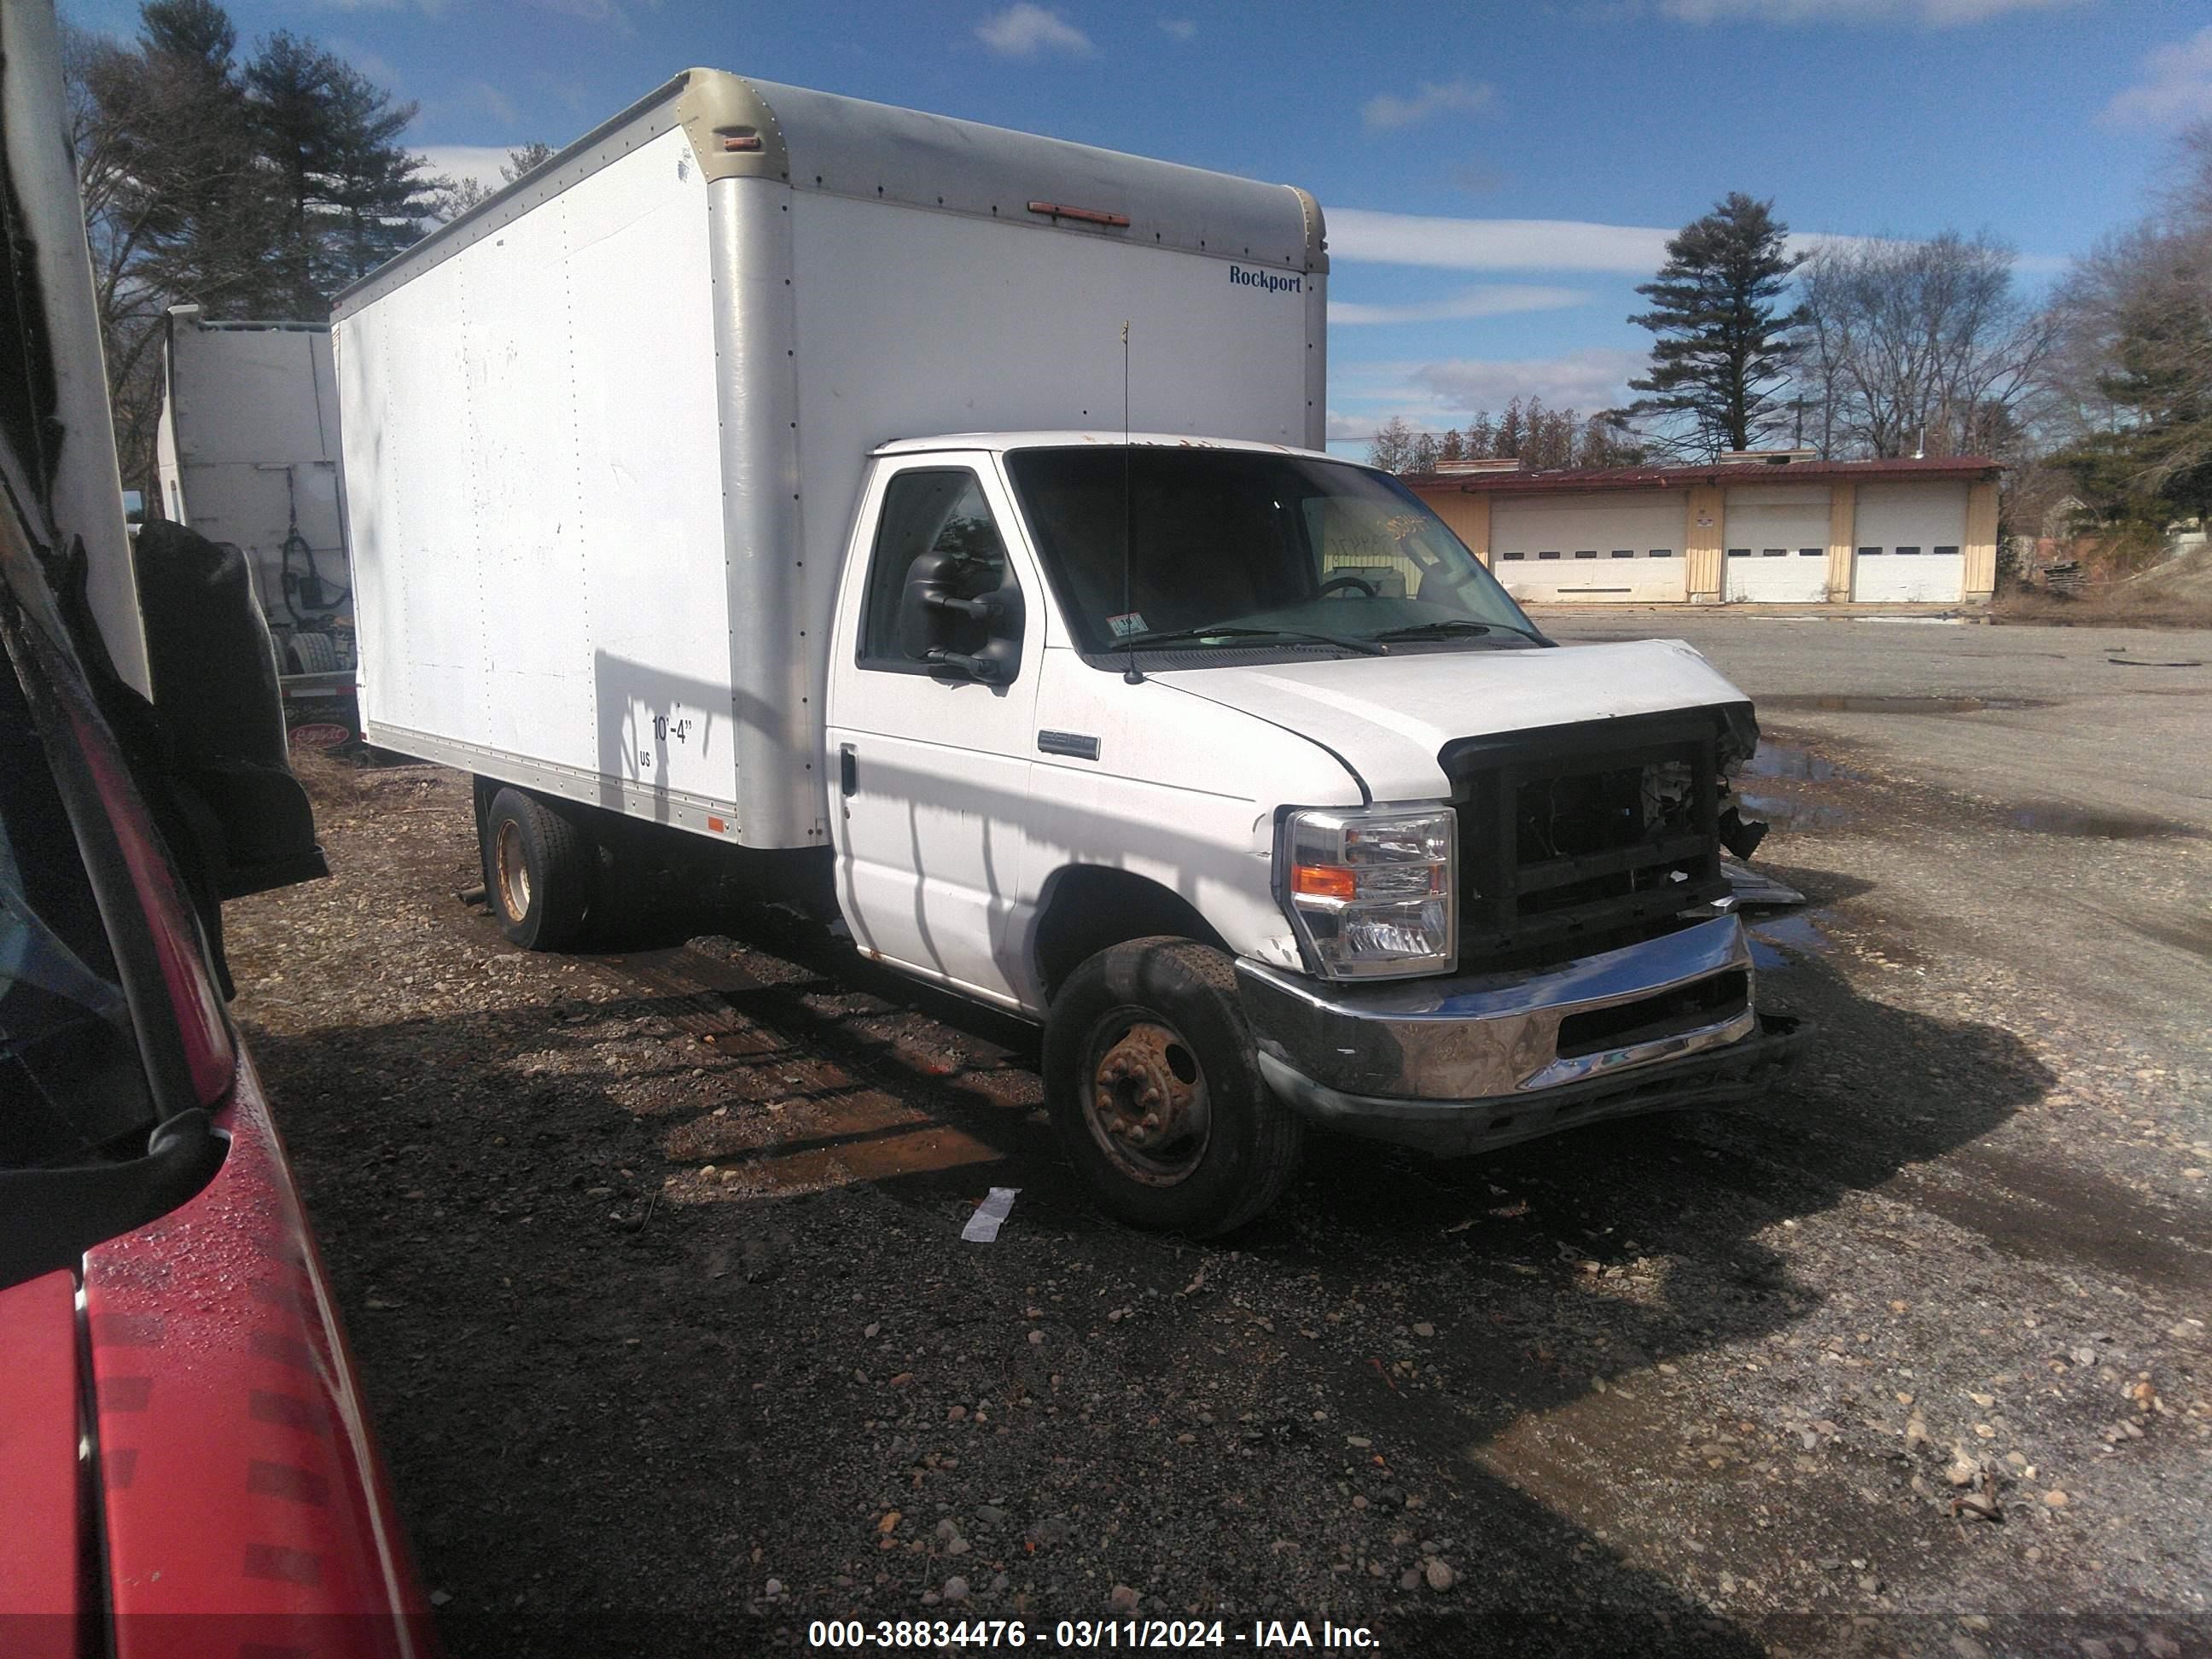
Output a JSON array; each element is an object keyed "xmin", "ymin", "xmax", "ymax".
[{"xmin": 944, "ymin": 1577, "xmax": 970, "ymax": 1604}]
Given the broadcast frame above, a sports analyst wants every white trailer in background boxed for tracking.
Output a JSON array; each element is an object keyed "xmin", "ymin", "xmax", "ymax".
[
  {"xmin": 335, "ymin": 68, "xmax": 1805, "ymax": 1235},
  {"xmin": 154, "ymin": 305, "xmax": 352, "ymax": 678}
]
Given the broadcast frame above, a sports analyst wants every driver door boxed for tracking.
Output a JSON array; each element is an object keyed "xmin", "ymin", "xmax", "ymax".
[{"xmin": 826, "ymin": 457, "xmax": 1040, "ymax": 1005}]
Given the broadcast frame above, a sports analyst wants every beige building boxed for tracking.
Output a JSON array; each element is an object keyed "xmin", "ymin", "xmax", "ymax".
[{"xmin": 1405, "ymin": 452, "xmax": 2001, "ymax": 607}]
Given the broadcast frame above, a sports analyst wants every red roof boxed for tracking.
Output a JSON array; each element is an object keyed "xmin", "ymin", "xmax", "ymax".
[{"xmin": 1406, "ymin": 456, "xmax": 2000, "ymax": 495}]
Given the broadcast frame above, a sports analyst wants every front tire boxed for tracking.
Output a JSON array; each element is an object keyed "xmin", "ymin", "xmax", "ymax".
[
  {"xmin": 1044, "ymin": 937, "xmax": 1304, "ymax": 1236},
  {"xmin": 481, "ymin": 787, "xmax": 592, "ymax": 950}
]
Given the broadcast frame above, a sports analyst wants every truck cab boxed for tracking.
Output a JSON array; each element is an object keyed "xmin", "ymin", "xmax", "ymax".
[{"xmin": 818, "ymin": 432, "xmax": 1802, "ymax": 1232}]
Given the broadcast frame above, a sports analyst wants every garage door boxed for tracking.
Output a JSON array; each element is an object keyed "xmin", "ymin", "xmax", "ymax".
[
  {"xmin": 1723, "ymin": 484, "xmax": 1831, "ymax": 603},
  {"xmin": 1852, "ymin": 481, "xmax": 1967, "ymax": 602},
  {"xmin": 1489, "ymin": 493, "xmax": 1687, "ymax": 603}
]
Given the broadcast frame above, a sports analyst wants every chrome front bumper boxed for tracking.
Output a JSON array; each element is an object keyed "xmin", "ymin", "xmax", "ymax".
[{"xmin": 1236, "ymin": 915, "xmax": 1807, "ymax": 1156}]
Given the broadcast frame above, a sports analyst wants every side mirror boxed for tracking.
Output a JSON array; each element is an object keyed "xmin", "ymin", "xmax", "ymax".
[
  {"xmin": 897, "ymin": 550, "xmax": 1024, "ymax": 684},
  {"xmin": 0, "ymin": 1110, "xmax": 229, "ymax": 1291}
]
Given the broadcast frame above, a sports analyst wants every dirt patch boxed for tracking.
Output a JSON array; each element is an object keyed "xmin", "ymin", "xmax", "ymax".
[{"xmin": 220, "ymin": 758, "xmax": 2212, "ymax": 1657}]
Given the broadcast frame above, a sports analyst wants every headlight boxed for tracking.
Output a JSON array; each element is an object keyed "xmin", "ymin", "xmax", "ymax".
[{"xmin": 1279, "ymin": 805, "xmax": 1456, "ymax": 979}]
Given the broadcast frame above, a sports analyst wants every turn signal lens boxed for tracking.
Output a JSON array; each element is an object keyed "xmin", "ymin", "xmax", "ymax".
[{"xmin": 1291, "ymin": 864, "xmax": 1358, "ymax": 900}]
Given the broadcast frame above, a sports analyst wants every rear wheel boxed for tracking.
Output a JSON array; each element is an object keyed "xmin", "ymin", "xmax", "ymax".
[
  {"xmin": 480, "ymin": 786, "xmax": 592, "ymax": 950},
  {"xmin": 1044, "ymin": 937, "xmax": 1304, "ymax": 1236},
  {"xmin": 283, "ymin": 631, "xmax": 340, "ymax": 675}
]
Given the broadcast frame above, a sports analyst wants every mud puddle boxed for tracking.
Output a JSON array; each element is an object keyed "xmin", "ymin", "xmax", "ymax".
[
  {"xmin": 2005, "ymin": 803, "xmax": 2201, "ymax": 840},
  {"xmin": 1738, "ymin": 792, "xmax": 1856, "ymax": 833},
  {"xmin": 1761, "ymin": 694, "xmax": 2050, "ymax": 714},
  {"xmin": 1740, "ymin": 743, "xmax": 1864, "ymax": 783},
  {"xmin": 1748, "ymin": 911, "xmax": 1834, "ymax": 969}
]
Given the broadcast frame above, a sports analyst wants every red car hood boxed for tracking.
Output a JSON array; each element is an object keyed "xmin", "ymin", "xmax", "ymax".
[{"xmin": 0, "ymin": 1057, "xmax": 436, "ymax": 1656}]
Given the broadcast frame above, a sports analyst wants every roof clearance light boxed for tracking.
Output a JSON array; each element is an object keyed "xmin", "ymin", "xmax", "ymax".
[{"xmin": 719, "ymin": 127, "xmax": 764, "ymax": 152}]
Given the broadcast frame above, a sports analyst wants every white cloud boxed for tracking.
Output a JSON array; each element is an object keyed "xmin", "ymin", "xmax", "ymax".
[
  {"xmin": 1330, "ymin": 284, "xmax": 1589, "ymax": 326},
  {"xmin": 1159, "ymin": 17, "xmax": 1196, "ymax": 38},
  {"xmin": 1329, "ymin": 208, "xmax": 1674, "ymax": 273},
  {"xmin": 1324, "ymin": 409, "xmax": 1448, "ymax": 443},
  {"xmin": 1325, "ymin": 207, "xmax": 2064, "ymax": 276},
  {"xmin": 1412, "ymin": 349, "xmax": 1649, "ymax": 414},
  {"xmin": 976, "ymin": 3, "xmax": 1095, "ymax": 56},
  {"xmin": 1363, "ymin": 78, "xmax": 1494, "ymax": 131},
  {"xmin": 1661, "ymin": 0, "xmax": 2080, "ymax": 22},
  {"xmin": 2101, "ymin": 26, "xmax": 2212, "ymax": 130},
  {"xmin": 1328, "ymin": 350, "xmax": 1649, "ymax": 440},
  {"xmin": 418, "ymin": 145, "xmax": 510, "ymax": 201}
]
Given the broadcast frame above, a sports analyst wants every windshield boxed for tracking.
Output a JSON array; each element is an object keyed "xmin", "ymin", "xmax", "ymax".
[
  {"xmin": 1004, "ymin": 446, "xmax": 1540, "ymax": 658},
  {"xmin": 1, "ymin": 632, "xmax": 150, "ymax": 1170}
]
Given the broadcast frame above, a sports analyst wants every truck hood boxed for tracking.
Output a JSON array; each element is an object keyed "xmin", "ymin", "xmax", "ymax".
[{"xmin": 1151, "ymin": 637, "xmax": 1750, "ymax": 800}]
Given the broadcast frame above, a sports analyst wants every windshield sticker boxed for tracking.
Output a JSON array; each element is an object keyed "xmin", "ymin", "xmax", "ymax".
[
  {"xmin": 1107, "ymin": 612, "xmax": 1149, "ymax": 639},
  {"xmin": 1229, "ymin": 265, "xmax": 1301, "ymax": 295}
]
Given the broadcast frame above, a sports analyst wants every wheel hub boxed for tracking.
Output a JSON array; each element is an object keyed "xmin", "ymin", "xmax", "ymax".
[
  {"xmin": 495, "ymin": 819, "xmax": 531, "ymax": 923},
  {"xmin": 1089, "ymin": 1021, "xmax": 1208, "ymax": 1183}
]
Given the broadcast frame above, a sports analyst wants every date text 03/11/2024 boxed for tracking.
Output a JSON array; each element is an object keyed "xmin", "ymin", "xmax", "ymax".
[{"xmin": 805, "ymin": 1619, "xmax": 1382, "ymax": 1650}]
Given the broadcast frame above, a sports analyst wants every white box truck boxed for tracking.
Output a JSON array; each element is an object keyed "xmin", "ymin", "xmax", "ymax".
[
  {"xmin": 334, "ymin": 69, "xmax": 1806, "ymax": 1233},
  {"xmin": 154, "ymin": 306, "xmax": 353, "ymax": 682}
]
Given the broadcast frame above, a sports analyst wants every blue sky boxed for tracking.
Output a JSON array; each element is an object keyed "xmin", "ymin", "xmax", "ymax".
[{"xmin": 62, "ymin": 0, "xmax": 2212, "ymax": 454}]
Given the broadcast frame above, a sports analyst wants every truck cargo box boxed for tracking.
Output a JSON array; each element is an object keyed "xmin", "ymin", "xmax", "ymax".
[
  {"xmin": 334, "ymin": 68, "xmax": 1328, "ymax": 849},
  {"xmin": 154, "ymin": 306, "xmax": 351, "ymax": 675}
]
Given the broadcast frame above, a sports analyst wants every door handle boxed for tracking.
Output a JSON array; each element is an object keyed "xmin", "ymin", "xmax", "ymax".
[{"xmin": 839, "ymin": 742, "xmax": 858, "ymax": 798}]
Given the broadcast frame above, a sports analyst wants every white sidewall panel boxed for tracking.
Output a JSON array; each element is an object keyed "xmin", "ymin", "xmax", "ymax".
[
  {"xmin": 1489, "ymin": 493, "xmax": 1688, "ymax": 602},
  {"xmin": 339, "ymin": 128, "xmax": 738, "ymax": 813},
  {"xmin": 1852, "ymin": 481, "xmax": 1967, "ymax": 602}
]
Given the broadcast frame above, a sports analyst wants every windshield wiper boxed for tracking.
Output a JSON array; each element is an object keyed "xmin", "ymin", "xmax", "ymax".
[
  {"xmin": 1368, "ymin": 619, "xmax": 1550, "ymax": 646},
  {"xmin": 1118, "ymin": 625, "xmax": 1387, "ymax": 657}
]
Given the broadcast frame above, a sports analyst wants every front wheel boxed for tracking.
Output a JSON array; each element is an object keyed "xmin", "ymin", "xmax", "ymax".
[{"xmin": 1044, "ymin": 937, "xmax": 1304, "ymax": 1236}]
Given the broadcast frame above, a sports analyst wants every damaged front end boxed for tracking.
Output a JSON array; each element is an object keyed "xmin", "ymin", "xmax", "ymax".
[{"xmin": 1244, "ymin": 701, "xmax": 1806, "ymax": 1155}]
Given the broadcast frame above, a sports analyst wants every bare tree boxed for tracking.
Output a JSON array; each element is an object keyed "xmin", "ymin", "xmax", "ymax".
[
  {"xmin": 1796, "ymin": 231, "xmax": 2055, "ymax": 460},
  {"xmin": 1366, "ymin": 416, "xmax": 1416, "ymax": 473}
]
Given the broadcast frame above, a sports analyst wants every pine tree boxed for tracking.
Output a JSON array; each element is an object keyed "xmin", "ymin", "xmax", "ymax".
[
  {"xmin": 247, "ymin": 31, "xmax": 441, "ymax": 312},
  {"xmin": 1627, "ymin": 193, "xmax": 1806, "ymax": 457},
  {"xmin": 2058, "ymin": 254, "xmax": 2212, "ymax": 560},
  {"xmin": 1493, "ymin": 399, "xmax": 1526, "ymax": 459},
  {"xmin": 67, "ymin": 0, "xmax": 276, "ymax": 486}
]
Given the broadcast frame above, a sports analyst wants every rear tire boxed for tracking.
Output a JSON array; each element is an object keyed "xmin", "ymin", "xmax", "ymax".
[
  {"xmin": 1044, "ymin": 936, "xmax": 1304, "ymax": 1236},
  {"xmin": 481, "ymin": 787, "xmax": 592, "ymax": 950},
  {"xmin": 283, "ymin": 631, "xmax": 340, "ymax": 675}
]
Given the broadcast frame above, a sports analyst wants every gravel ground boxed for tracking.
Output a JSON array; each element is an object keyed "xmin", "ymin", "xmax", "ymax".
[{"xmin": 228, "ymin": 621, "xmax": 2211, "ymax": 1658}]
